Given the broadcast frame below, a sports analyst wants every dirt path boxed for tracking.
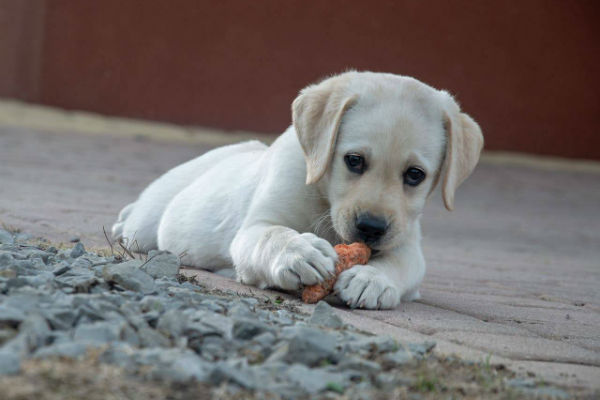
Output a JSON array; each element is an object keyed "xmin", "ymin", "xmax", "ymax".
[{"xmin": 1, "ymin": 103, "xmax": 599, "ymax": 389}]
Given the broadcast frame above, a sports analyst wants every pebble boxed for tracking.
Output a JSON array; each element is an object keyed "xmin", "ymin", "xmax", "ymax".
[
  {"xmin": 33, "ymin": 342, "xmax": 89, "ymax": 359},
  {"xmin": 282, "ymin": 326, "xmax": 338, "ymax": 366},
  {"xmin": 70, "ymin": 242, "xmax": 86, "ymax": 258},
  {"xmin": 210, "ymin": 361, "xmax": 257, "ymax": 389},
  {"xmin": 407, "ymin": 341, "xmax": 436, "ymax": 358},
  {"xmin": 103, "ymin": 260, "xmax": 156, "ymax": 294},
  {"xmin": 73, "ymin": 320, "xmax": 125, "ymax": 344},
  {"xmin": 232, "ymin": 318, "xmax": 274, "ymax": 340},
  {"xmin": 308, "ymin": 300, "xmax": 344, "ymax": 329},
  {"xmin": 141, "ymin": 250, "xmax": 180, "ymax": 279},
  {"xmin": 337, "ymin": 356, "xmax": 382, "ymax": 373},
  {"xmin": 0, "ymin": 305, "xmax": 26, "ymax": 328},
  {"xmin": 381, "ymin": 348, "xmax": 413, "ymax": 367},
  {"xmin": 0, "ymin": 229, "xmax": 14, "ymax": 245},
  {"xmin": 286, "ymin": 363, "xmax": 348, "ymax": 394},
  {"xmin": 0, "ymin": 348, "xmax": 21, "ymax": 374}
]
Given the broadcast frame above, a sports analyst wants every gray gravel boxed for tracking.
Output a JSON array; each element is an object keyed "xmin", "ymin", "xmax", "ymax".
[{"xmin": 0, "ymin": 228, "xmax": 443, "ymax": 398}]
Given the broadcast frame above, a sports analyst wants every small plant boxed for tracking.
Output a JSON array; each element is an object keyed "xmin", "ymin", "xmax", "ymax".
[
  {"xmin": 414, "ymin": 372, "xmax": 438, "ymax": 392},
  {"xmin": 325, "ymin": 382, "xmax": 344, "ymax": 394}
]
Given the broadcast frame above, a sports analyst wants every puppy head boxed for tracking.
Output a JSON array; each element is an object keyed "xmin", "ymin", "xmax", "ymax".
[{"xmin": 293, "ymin": 71, "xmax": 483, "ymax": 250}]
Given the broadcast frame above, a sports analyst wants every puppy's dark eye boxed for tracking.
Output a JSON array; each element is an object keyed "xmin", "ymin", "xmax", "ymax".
[
  {"xmin": 403, "ymin": 167, "xmax": 426, "ymax": 186},
  {"xmin": 344, "ymin": 154, "xmax": 366, "ymax": 174}
]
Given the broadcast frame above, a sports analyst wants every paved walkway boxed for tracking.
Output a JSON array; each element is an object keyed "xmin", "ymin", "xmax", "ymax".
[{"xmin": 0, "ymin": 102, "xmax": 599, "ymax": 389}]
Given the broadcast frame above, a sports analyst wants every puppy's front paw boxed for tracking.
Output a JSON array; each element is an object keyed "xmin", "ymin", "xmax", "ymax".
[
  {"xmin": 335, "ymin": 265, "xmax": 400, "ymax": 309},
  {"xmin": 271, "ymin": 233, "xmax": 337, "ymax": 290}
]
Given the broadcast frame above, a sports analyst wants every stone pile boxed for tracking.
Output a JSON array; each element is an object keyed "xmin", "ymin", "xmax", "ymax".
[{"xmin": 0, "ymin": 229, "xmax": 436, "ymax": 398}]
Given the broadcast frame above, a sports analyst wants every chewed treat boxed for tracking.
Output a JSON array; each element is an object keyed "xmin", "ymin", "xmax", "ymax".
[{"xmin": 302, "ymin": 242, "xmax": 371, "ymax": 304}]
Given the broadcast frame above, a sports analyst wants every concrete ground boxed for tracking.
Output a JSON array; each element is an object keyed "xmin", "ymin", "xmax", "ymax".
[{"xmin": 1, "ymin": 101, "xmax": 599, "ymax": 389}]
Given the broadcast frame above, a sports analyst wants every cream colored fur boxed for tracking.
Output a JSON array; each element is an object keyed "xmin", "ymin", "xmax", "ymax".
[{"xmin": 111, "ymin": 71, "xmax": 483, "ymax": 309}]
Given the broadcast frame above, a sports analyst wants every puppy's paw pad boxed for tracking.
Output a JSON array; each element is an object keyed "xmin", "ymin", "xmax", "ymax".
[{"xmin": 335, "ymin": 265, "xmax": 400, "ymax": 310}]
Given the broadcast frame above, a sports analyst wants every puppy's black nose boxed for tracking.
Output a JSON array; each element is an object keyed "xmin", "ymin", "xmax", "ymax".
[{"xmin": 355, "ymin": 213, "xmax": 388, "ymax": 244}]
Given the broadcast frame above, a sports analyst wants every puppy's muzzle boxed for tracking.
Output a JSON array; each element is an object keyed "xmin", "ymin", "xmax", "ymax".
[{"xmin": 355, "ymin": 213, "xmax": 388, "ymax": 245}]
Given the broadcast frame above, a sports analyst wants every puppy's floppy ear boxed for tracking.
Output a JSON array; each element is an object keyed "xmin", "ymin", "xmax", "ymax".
[
  {"xmin": 292, "ymin": 78, "xmax": 357, "ymax": 184},
  {"xmin": 440, "ymin": 93, "xmax": 484, "ymax": 211}
]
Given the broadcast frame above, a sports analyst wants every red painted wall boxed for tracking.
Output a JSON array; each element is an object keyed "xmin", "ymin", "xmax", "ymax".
[{"xmin": 2, "ymin": 1, "xmax": 600, "ymax": 159}]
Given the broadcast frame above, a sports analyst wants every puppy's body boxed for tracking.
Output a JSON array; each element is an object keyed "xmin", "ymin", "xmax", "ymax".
[{"xmin": 112, "ymin": 71, "xmax": 483, "ymax": 309}]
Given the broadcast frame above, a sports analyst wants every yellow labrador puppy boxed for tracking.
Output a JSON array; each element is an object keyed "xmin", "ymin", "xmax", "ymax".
[{"xmin": 112, "ymin": 71, "xmax": 483, "ymax": 309}]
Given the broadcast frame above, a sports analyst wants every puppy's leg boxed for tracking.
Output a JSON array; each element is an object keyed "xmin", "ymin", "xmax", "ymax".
[
  {"xmin": 334, "ymin": 242, "xmax": 426, "ymax": 310},
  {"xmin": 115, "ymin": 140, "xmax": 267, "ymax": 252},
  {"xmin": 111, "ymin": 202, "xmax": 136, "ymax": 241},
  {"xmin": 230, "ymin": 225, "xmax": 337, "ymax": 290}
]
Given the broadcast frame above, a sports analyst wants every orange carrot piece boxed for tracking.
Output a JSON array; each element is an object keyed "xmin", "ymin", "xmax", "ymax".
[{"xmin": 302, "ymin": 242, "xmax": 371, "ymax": 303}]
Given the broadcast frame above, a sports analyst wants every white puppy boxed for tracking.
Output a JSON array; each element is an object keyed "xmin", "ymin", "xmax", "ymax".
[{"xmin": 112, "ymin": 71, "xmax": 483, "ymax": 309}]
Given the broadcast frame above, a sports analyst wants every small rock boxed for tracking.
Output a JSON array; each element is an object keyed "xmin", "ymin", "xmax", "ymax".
[
  {"xmin": 0, "ymin": 305, "xmax": 26, "ymax": 328},
  {"xmin": 0, "ymin": 328, "xmax": 18, "ymax": 345},
  {"xmin": 5, "ymin": 277, "xmax": 29, "ymax": 290},
  {"xmin": 210, "ymin": 361, "xmax": 256, "ymax": 389},
  {"xmin": 274, "ymin": 309, "xmax": 296, "ymax": 325},
  {"xmin": 337, "ymin": 356, "xmax": 381, "ymax": 373},
  {"xmin": 139, "ymin": 295, "xmax": 165, "ymax": 313},
  {"xmin": 52, "ymin": 262, "xmax": 70, "ymax": 276},
  {"xmin": 19, "ymin": 313, "xmax": 51, "ymax": 352},
  {"xmin": 81, "ymin": 300, "xmax": 120, "ymax": 321},
  {"xmin": 138, "ymin": 327, "xmax": 170, "ymax": 348},
  {"xmin": 228, "ymin": 301, "xmax": 252, "ymax": 318},
  {"xmin": 252, "ymin": 331, "xmax": 276, "ymax": 348},
  {"xmin": 24, "ymin": 272, "xmax": 54, "ymax": 287},
  {"xmin": 0, "ymin": 230, "xmax": 14, "ymax": 245},
  {"xmin": 54, "ymin": 267, "xmax": 97, "ymax": 292},
  {"xmin": 33, "ymin": 342, "xmax": 89, "ymax": 360},
  {"xmin": 408, "ymin": 341, "xmax": 436, "ymax": 358},
  {"xmin": 232, "ymin": 318, "xmax": 274, "ymax": 340},
  {"xmin": 135, "ymin": 348, "xmax": 212, "ymax": 382},
  {"xmin": 21, "ymin": 248, "xmax": 51, "ymax": 263},
  {"xmin": 156, "ymin": 309, "xmax": 188, "ymax": 339},
  {"xmin": 0, "ymin": 252, "xmax": 15, "ymax": 268},
  {"xmin": 345, "ymin": 335, "xmax": 400, "ymax": 354},
  {"xmin": 103, "ymin": 260, "xmax": 155, "ymax": 294},
  {"xmin": 73, "ymin": 320, "xmax": 127, "ymax": 344},
  {"xmin": 161, "ymin": 350, "xmax": 213, "ymax": 382},
  {"xmin": 198, "ymin": 335, "xmax": 227, "ymax": 361},
  {"xmin": 46, "ymin": 246, "xmax": 58, "ymax": 254},
  {"xmin": 70, "ymin": 258, "xmax": 92, "ymax": 270},
  {"xmin": 278, "ymin": 326, "xmax": 338, "ymax": 366},
  {"xmin": 286, "ymin": 363, "xmax": 348, "ymax": 394},
  {"xmin": 69, "ymin": 237, "xmax": 80, "ymax": 243},
  {"xmin": 70, "ymin": 242, "xmax": 85, "ymax": 258},
  {"xmin": 381, "ymin": 348, "xmax": 413, "ymax": 367},
  {"xmin": 99, "ymin": 342, "xmax": 135, "ymax": 369},
  {"xmin": 240, "ymin": 297, "xmax": 259, "ymax": 307},
  {"xmin": 375, "ymin": 372, "xmax": 412, "ymax": 390},
  {"xmin": 309, "ymin": 301, "xmax": 344, "ymax": 329},
  {"xmin": 141, "ymin": 251, "xmax": 180, "ymax": 279},
  {"xmin": 14, "ymin": 233, "xmax": 31, "ymax": 242},
  {"xmin": 0, "ymin": 348, "xmax": 21, "ymax": 375},
  {"xmin": 187, "ymin": 310, "xmax": 233, "ymax": 339}
]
